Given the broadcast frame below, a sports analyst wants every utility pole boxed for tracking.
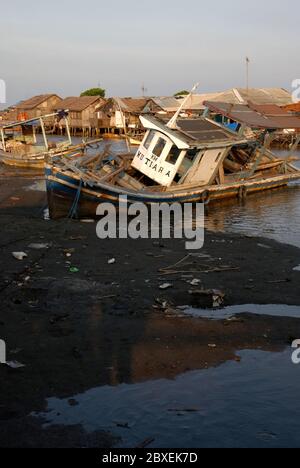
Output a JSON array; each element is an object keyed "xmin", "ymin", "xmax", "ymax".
[
  {"xmin": 141, "ymin": 83, "xmax": 148, "ymax": 97},
  {"xmin": 246, "ymin": 57, "xmax": 250, "ymax": 93}
]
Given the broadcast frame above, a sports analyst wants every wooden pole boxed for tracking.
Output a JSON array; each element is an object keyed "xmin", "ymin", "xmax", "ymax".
[
  {"xmin": 0, "ymin": 129, "xmax": 6, "ymax": 152},
  {"xmin": 246, "ymin": 57, "xmax": 250, "ymax": 94},
  {"xmin": 40, "ymin": 118, "xmax": 49, "ymax": 151},
  {"xmin": 65, "ymin": 118, "xmax": 72, "ymax": 145}
]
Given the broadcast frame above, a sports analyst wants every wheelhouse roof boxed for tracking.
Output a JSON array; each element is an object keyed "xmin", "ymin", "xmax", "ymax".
[
  {"xmin": 140, "ymin": 115, "xmax": 245, "ymax": 149},
  {"xmin": 204, "ymin": 101, "xmax": 300, "ymax": 130}
]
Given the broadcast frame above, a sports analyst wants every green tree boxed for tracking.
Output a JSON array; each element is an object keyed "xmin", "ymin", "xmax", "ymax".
[
  {"xmin": 80, "ymin": 87, "xmax": 106, "ymax": 98},
  {"xmin": 174, "ymin": 90, "xmax": 189, "ymax": 97}
]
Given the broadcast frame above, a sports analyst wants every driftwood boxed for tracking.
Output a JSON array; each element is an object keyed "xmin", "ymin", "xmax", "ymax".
[{"xmin": 159, "ymin": 254, "xmax": 239, "ymax": 275}]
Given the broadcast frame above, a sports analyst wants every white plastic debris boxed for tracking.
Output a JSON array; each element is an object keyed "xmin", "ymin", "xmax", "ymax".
[
  {"xmin": 12, "ymin": 252, "xmax": 27, "ymax": 261},
  {"xmin": 190, "ymin": 279, "xmax": 202, "ymax": 286},
  {"xmin": 28, "ymin": 243, "xmax": 50, "ymax": 250},
  {"xmin": 159, "ymin": 283, "xmax": 173, "ymax": 290},
  {"xmin": 212, "ymin": 289, "xmax": 225, "ymax": 308},
  {"xmin": 6, "ymin": 361, "xmax": 26, "ymax": 369},
  {"xmin": 108, "ymin": 258, "xmax": 116, "ymax": 265},
  {"xmin": 293, "ymin": 265, "xmax": 300, "ymax": 272},
  {"xmin": 43, "ymin": 209, "xmax": 50, "ymax": 221}
]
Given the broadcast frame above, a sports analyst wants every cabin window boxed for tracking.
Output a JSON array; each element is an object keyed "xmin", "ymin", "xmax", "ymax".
[
  {"xmin": 166, "ymin": 146, "xmax": 181, "ymax": 165},
  {"xmin": 153, "ymin": 138, "xmax": 167, "ymax": 158},
  {"xmin": 186, "ymin": 148, "xmax": 198, "ymax": 162},
  {"xmin": 143, "ymin": 131, "xmax": 155, "ymax": 149}
]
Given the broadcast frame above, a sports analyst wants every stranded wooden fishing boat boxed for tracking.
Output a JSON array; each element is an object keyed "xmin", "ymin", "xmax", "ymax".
[
  {"xmin": 45, "ymin": 99, "xmax": 300, "ymax": 219},
  {"xmin": 0, "ymin": 112, "xmax": 102, "ymax": 170}
]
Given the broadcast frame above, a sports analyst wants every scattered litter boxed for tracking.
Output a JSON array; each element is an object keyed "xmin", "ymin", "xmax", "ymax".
[
  {"xmin": 43, "ymin": 209, "xmax": 50, "ymax": 221},
  {"xmin": 159, "ymin": 283, "xmax": 173, "ymax": 290},
  {"xmin": 189, "ymin": 279, "xmax": 202, "ymax": 286},
  {"xmin": 114, "ymin": 422, "xmax": 131, "ymax": 430},
  {"xmin": 108, "ymin": 258, "xmax": 116, "ymax": 265},
  {"xmin": 257, "ymin": 243, "xmax": 272, "ymax": 250},
  {"xmin": 69, "ymin": 267, "xmax": 79, "ymax": 273},
  {"xmin": 10, "ymin": 197, "xmax": 20, "ymax": 201},
  {"xmin": 28, "ymin": 243, "xmax": 50, "ymax": 250},
  {"xmin": 189, "ymin": 289, "xmax": 225, "ymax": 308},
  {"xmin": 293, "ymin": 265, "xmax": 300, "ymax": 272},
  {"xmin": 80, "ymin": 219, "xmax": 95, "ymax": 223},
  {"xmin": 64, "ymin": 249, "xmax": 75, "ymax": 258},
  {"xmin": 212, "ymin": 290, "xmax": 226, "ymax": 308},
  {"xmin": 6, "ymin": 361, "xmax": 26, "ymax": 369},
  {"xmin": 208, "ymin": 344, "xmax": 217, "ymax": 349},
  {"xmin": 159, "ymin": 254, "xmax": 239, "ymax": 276},
  {"xmin": 69, "ymin": 236, "xmax": 87, "ymax": 241},
  {"xmin": 12, "ymin": 252, "xmax": 27, "ymax": 261}
]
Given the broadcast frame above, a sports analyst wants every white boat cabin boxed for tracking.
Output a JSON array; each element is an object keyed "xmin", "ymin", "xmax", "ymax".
[{"xmin": 131, "ymin": 115, "xmax": 246, "ymax": 188}]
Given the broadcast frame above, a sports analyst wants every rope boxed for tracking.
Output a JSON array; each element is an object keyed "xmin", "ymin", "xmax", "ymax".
[{"xmin": 68, "ymin": 178, "xmax": 83, "ymax": 219}]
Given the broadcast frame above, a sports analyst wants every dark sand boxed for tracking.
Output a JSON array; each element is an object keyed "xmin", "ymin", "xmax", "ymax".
[{"xmin": 0, "ymin": 174, "xmax": 300, "ymax": 447}]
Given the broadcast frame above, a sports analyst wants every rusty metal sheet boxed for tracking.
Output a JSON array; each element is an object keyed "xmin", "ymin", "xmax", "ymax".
[{"xmin": 204, "ymin": 101, "xmax": 300, "ymax": 130}]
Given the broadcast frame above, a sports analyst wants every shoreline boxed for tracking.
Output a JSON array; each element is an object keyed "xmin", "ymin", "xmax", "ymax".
[{"xmin": 0, "ymin": 175, "xmax": 300, "ymax": 447}]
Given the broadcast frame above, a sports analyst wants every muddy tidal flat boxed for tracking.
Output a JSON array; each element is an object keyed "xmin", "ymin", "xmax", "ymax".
[{"xmin": 1, "ymin": 169, "xmax": 300, "ymax": 448}]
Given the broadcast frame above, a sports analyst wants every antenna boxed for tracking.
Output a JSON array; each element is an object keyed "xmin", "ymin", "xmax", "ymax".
[
  {"xmin": 167, "ymin": 82, "xmax": 199, "ymax": 129},
  {"xmin": 141, "ymin": 83, "xmax": 148, "ymax": 97}
]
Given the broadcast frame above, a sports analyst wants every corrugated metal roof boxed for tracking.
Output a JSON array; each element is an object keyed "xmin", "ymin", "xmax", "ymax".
[
  {"xmin": 17, "ymin": 94, "xmax": 61, "ymax": 110},
  {"xmin": 54, "ymin": 96, "xmax": 104, "ymax": 112},
  {"xmin": 98, "ymin": 97, "xmax": 148, "ymax": 114},
  {"xmin": 205, "ymin": 101, "xmax": 300, "ymax": 130},
  {"xmin": 237, "ymin": 88, "xmax": 293, "ymax": 105},
  {"xmin": 177, "ymin": 119, "xmax": 236, "ymax": 142},
  {"xmin": 151, "ymin": 97, "xmax": 180, "ymax": 112},
  {"xmin": 180, "ymin": 93, "xmax": 223, "ymax": 110},
  {"xmin": 116, "ymin": 97, "xmax": 149, "ymax": 113},
  {"xmin": 179, "ymin": 88, "xmax": 293, "ymax": 110}
]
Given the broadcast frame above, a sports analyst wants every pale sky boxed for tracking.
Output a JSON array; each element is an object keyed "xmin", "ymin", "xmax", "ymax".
[{"xmin": 1, "ymin": 0, "xmax": 300, "ymax": 106}]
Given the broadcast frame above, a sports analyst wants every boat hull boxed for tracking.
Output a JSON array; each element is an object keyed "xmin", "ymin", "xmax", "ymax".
[
  {"xmin": 45, "ymin": 163, "xmax": 300, "ymax": 219},
  {"xmin": 0, "ymin": 154, "xmax": 45, "ymax": 169}
]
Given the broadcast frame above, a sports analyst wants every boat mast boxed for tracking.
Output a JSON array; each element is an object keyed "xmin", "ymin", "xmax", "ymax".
[
  {"xmin": 167, "ymin": 83, "xmax": 199, "ymax": 130},
  {"xmin": 116, "ymin": 99, "xmax": 130, "ymax": 152}
]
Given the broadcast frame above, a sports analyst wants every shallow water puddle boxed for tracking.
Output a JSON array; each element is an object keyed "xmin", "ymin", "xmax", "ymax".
[
  {"xmin": 205, "ymin": 152, "xmax": 300, "ymax": 249},
  {"xmin": 180, "ymin": 304, "xmax": 300, "ymax": 320},
  {"xmin": 33, "ymin": 349, "xmax": 300, "ymax": 448}
]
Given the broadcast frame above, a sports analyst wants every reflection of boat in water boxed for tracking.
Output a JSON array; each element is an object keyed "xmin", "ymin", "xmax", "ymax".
[
  {"xmin": 0, "ymin": 112, "xmax": 102, "ymax": 170},
  {"xmin": 45, "ymin": 97, "xmax": 300, "ymax": 219}
]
